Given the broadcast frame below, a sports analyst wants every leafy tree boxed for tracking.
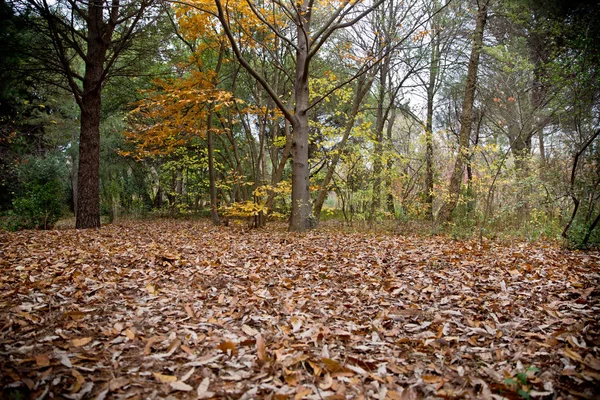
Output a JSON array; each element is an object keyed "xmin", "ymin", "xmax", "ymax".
[{"xmin": 8, "ymin": 0, "xmax": 160, "ymax": 228}]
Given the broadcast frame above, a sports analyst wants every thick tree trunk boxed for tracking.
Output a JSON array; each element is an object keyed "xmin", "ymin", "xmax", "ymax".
[
  {"xmin": 75, "ymin": 0, "xmax": 111, "ymax": 229},
  {"xmin": 289, "ymin": 5, "xmax": 313, "ymax": 232},
  {"xmin": 76, "ymin": 91, "xmax": 102, "ymax": 228},
  {"xmin": 436, "ymin": 0, "xmax": 488, "ymax": 225}
]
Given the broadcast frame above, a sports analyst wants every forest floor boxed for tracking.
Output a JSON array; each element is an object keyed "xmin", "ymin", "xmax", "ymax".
[{"xmin": 0, "ymin": 219, "xmax": 599, "ymax": 400}]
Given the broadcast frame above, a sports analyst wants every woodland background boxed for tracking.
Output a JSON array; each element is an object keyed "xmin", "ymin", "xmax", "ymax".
[
  {"xmin": 0, "ymin": 0, "xmax": 599, "ymax": 245},
  {"xmin": 1, "ymin": 1, "xmax": 600, "ymax": 398}
]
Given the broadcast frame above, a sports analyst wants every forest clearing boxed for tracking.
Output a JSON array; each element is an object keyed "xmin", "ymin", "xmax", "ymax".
[{"xmin": 1, "ymin": 220, "xmax": 599, "ymax": 399}]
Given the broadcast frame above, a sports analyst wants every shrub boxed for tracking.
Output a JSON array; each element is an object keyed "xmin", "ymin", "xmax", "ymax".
[{"xmin": 4, "ymin": 155, "xmax": 68, "ymax": 230}]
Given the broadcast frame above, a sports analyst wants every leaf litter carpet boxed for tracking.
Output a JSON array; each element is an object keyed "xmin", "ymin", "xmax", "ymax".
[{"xmin": 0, "ymin": 220, "xmax": 599, "ymax": 400}]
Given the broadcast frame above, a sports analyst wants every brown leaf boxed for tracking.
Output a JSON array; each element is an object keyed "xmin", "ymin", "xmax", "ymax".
[
  {"xmin": 294, "ymin": 386, "xmax": 312, "ymax": 400},
  {"xmin": 144, "ymin": 336, "xmax": 165, "ymax": 355},
  {"xmin": 319, "ymin": 373, "xmax": 333, "ymax": 390},
  {"xmin": 256, "ymin": 334, "xmax": 266, "ymax": 363},
  {"xmin": 563, "ymin": 347, "xmax": 583, "ymax": 363},
  {"xmin": 71, "ymin": 337, "xmax": 92, "ymax": 347},
  {"xmin": 184, "ymin": 304, "xmax": 196, "ymax": 319},
  {"xmin": 109, "ymin": 377, "xmax": 129, "ymax": 391},
  {"xmin": 584, "ymin": 354, "xmax": 600, "ymax": 371},
  {"xmin": 422, "ymin": 375, "xmax": 442, "ymax": 384},
  {"xmin": 35, "ymin": 354, "xmax": 50, "ymax": 367},
  {"xmin": 217, "ymin": 340, "xmax": 237, "ymax": 355},
  {"xmin": 124, "ymin": 328, "xmax": 136, "ymax": 340}
]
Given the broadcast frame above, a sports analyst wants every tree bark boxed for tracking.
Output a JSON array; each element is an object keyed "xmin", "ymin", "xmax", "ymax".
[
  {"xmin": 289, "ymin": 4, "xmax": 313, "ymax": 232},
  {"xmin": 76, "ymin": 0, "xmax": 109, "ymax": 228},
  {"xmin": 436, "ymin": 0, "xmax": 488, "ymax": 225},
  {"xmin": 207, "ymin": 43, "xmax": 225, "ymax": 225},
  {"xmin": 385, "ymin": 109, "xmax": 397, "ymax": 215},
  {"xmin": 207, "ymin": 114, "xmax": 220, "ymax": 224},
  {"xmin": 424, "ymin": 33, "xmax": 439, "ymax": 221}
]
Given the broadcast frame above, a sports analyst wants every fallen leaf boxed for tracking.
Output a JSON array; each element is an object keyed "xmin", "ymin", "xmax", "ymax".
[
  {"xmin": 153, "ymin": 372, "xmax": 177, "ymax": 383},
  {"xmin": 242, "ymin": 324, "xmax": 258, "ymax": 336},
  {"xmin": 584, "ymin": 354, "xmax": 600, "ymax": 371},
  {"xmin": 72, "ymin": 337, "xmax": 92, "ymax": 347},
  {"xmin": 184, "ymin": 304, "xmax": 196, "ymax": 319},
  {"xmin": 180, "ymin": 367, "xmax": 195, "ymax": 382},
  {"xmin": 170, "ymin": 381, "xmax": 193, "ymax": 391},
  {"xmin": 295, "ymin": 385, "xmax": 312, "ymax": 400},
  {"xmin": 217, "ymin": 340, "xmax": 237, "ymax": 355},
  {"xmin": 35, "ymin": 354, "xmax": 50, "ymax": 367},
  {"xmin": 563, "ymin": 347, "xmax": 583, "ymax": 363},
  {"xmin": 197, "ymin": 377, "xmax": 215, "ymax": 399},
  {"xmin": 256, "ymin": 334, "xmax": 266, "ymax": 363},
  {"xmin": 109, "ymin": 377, "xmax": 128, "ymax": 391}
]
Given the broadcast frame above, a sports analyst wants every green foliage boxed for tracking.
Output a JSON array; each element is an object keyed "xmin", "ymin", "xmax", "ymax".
[
  {"xmin": 503, "ymin": 365, "xmax": 540, "ymax": 399},
  {"xmin": 2, "ymin": 154, "xmax": 67, "ymax": 230}
]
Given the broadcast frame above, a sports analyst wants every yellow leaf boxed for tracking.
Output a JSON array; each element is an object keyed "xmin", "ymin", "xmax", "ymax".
[
  {"xmin": 563, "ymin": 347, "xmax": 583, "ymax": 363},
  {"xmin": 153, "ymin": 372, "xmax": 177, "ymax": 383},
  {"xmin": 146, "ymin": 283, "xmax": 157, "ymax": 295},
  {"xmin": 125, "ymin": 328, "xmax": 136, "ymax": 340}
]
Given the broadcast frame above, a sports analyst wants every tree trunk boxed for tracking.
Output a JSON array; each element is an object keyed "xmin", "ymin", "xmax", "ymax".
[
  {"xmin": 370, "ymin": 60, "xmax": 390, "ymax": 221},
  {"xmin": 207, "ymin": 44, "xmax": 224, "ymax": 225},
  {"xmin": 436, "ymin": 0, "xmax": 488, "ymax": 225},
  {"xmin": 75, "ymin": 0, "xmax": 112, "ymax": 229},
  {"xmin": 76, "ymin": 76, "xmax": 103, "ymax": 228},
  {"xmin": 424, "ymin": 36, "xmax": 439, "ymax": 221},
  {"xmin": 385, "ymin": 110, "xmax": 397, "ymax": 215},
  {"xmin": 70, "ymin": 128, "xmax": 79, "ymax": 215},
  {"xmin": 207, "ymin": 115, "xmax": 220, "ymax": 224},
  {"xmin": 289, "ymin": 3, "xmax": 313, "ymax": 232}
]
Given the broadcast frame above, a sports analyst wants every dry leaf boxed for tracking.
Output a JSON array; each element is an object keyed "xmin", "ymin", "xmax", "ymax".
[
  {"xmin": 145, "ymin": 283, "xmax": 157, "ymax": 295},
  {"xmin": 184, "ymin": 304, "xmax": 196, "ymax": 319},
  {"xmin": 72, "ymin": 337, "xmax": 92, "ymax": 347},
  {"xmin": 256, "ymin": 334, "xmax": 266, "ymax": 363},
  {"xmin": 109, "ymin": 377, "xmax": 129, "ymax": 391},
  {"xmin": 217, "ymin": 340, "xmax": 237, "ymax": 355},
  {"xmin": 197, "ymin": 377, "xmax": 215, "ymax": 399},
  {"xmin": 563, "ymin": 347, "xmax": 583, "ymax": 363},
  {"xmin": 170, "ymin": 381, "xmax": 193, "ymax": 391},
  {"xmin": 584, "ymin": 354, "xmax": 600, "ymax": 371},
  {"xmin": 35, "ymin": 354, "xmax": 50, "ymax": 367},
  {"xmin": 242, "ymin": 324, "xmax": 258, "ymax": 336},
  {"xmin": 319, "ymin": 373, "xmax": 333, "ymax": 390},
  {"xmin": 153, "ymin": 372, "xmax": 177, "ymax": 383},
  {"xmin": 294, "ymin": 386, "xmax": 312, "ymax": 400},
  {"xmin": 124, "ymin": 328, "xmax": 136, "ymax": 340}
]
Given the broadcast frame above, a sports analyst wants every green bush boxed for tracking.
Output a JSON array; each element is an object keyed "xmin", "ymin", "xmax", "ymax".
[{"xmin": 3, "ymin": 155, "xmax": 67, "ymax": 230}]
